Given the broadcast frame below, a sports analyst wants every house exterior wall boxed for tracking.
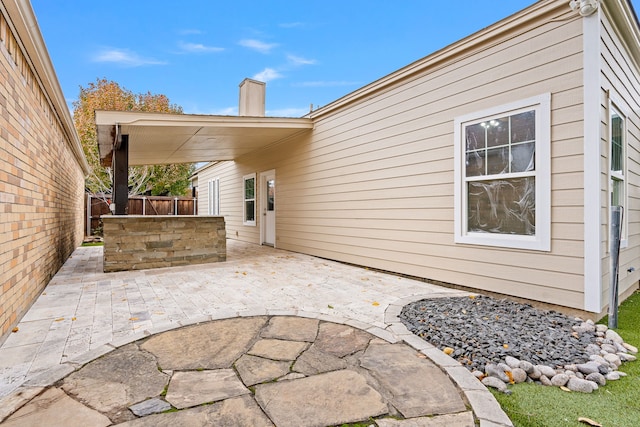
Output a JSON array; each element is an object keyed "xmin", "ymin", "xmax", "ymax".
[
  {"xmin": 597, "ymin": 2, "xmax": 640, "ymax": 312},
  {"xmin": 199, "ymin": 2, "xmax": 598, "ymax": 310},
  {"xmin": 0, "ymin": 2, "xmax": 88, "ymax": 342}
]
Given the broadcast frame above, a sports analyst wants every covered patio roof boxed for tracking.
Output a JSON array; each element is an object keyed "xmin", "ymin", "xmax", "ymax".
[{"xmin": 95, "ymin": 110, "xmax": 314, "ymax": 167}]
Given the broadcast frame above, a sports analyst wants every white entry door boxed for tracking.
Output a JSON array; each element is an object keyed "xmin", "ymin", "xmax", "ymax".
[{"xmin": 261, "ymin": 170, "xmax": 276, "ymax": 246}]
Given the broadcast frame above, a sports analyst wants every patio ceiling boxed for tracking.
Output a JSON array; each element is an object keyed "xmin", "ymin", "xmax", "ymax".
[{"xmin": 95, "ymin": 110, "xmax": 314, "ymax": 167}]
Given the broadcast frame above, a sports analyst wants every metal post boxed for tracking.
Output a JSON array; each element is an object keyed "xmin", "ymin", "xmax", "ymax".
[
  {"xmin": 608, "ymin": 206, "xmax": 623, "ymax": 329},
  {"xmin": 113, "ymin": 135, "xmax": 129, "ymax": 215},
  {"xmin": 174, "ymin": 197, "xmax": 178, "ymax": 215}
]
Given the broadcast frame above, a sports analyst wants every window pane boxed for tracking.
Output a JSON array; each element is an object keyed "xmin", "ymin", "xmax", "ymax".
[
  {"xmin": 511, "ymin": 111, "xmax": 535, "ymax": 143},
  {"xmin": 467, "ymin": 177, "xmax": 535, "ymax": 235},
  {"xmin": 466, "ymin": 123, "xmax": 485, "ymax": 150},
  {"xmin": 486, "ymin": 117, "xmax": 509, "ymax": 147},
  {"xmin": 611, "ymin": 112, "xmax": 623, "ymax": 173},
  {"xmin": 245, "ymin": 178, "xmax": 255, "ymax": 199},
  {"xmin": 511, "ymin": 142, "xmax": 535, "ymax": 172},
  {"xmin": 486, "ymin": 147, "xmax": 509, "ymax": 175},
  {"xmin": 465, "ymin": 151, "xmax": 484, "ymax": 177},
  {"xmin": 611, "ymin": 178, "xmax": 623, "ymax": 207},
  {"xmin": 267, "ymin": 179, "xmax": 275, "ymax": 211},
  {"xmin": 245, "ymin": 200, "xmax": 255, "ymax": 222}
]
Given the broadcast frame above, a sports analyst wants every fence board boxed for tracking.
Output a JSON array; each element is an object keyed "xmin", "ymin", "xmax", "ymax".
[{"xmin": 85, "ymin": 194, "xmax": 198, "ymax": 236}]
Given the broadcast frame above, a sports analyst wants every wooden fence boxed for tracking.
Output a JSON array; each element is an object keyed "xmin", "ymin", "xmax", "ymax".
[{"xmin": 85, "ymin": 194, "xmax": 198, "ymax": 236}]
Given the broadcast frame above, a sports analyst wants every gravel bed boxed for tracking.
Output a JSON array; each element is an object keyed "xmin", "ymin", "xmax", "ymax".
[{"xmin": 399, "ymin": 295, "xmax": 594, "ymax": 372}]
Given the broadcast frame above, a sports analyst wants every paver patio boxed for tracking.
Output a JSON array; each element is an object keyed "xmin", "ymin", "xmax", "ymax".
[{"xmin": 0, "ymin": 240, "xmax": 513, "ymax": 426}]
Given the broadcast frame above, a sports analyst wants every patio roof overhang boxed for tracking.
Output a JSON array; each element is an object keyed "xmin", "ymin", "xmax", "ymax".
[{"xmin": 95, "ymin": 110, "xmax": 314, "ymax": 167}]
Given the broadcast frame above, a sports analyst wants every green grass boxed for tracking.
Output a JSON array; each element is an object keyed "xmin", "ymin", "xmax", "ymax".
[
  {"xmin": 81, "ymin": 241, "xmax": 104, "ymax": 247},
  {"xmin": 493, "ymin": 291, "xmax": 640, "ymax": 427}
]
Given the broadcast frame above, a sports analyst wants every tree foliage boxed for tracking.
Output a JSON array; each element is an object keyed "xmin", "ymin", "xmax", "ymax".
[{"xmin": 73, "ymin": 78, "xmax": 195, "ymax": 198}]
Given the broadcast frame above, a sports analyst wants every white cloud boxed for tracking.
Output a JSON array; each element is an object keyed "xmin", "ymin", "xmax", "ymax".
[
  {"xmin": 92, "ymin": 48, "xmax": 166, "ymax": 67},
  {"xmin": 293, "ymin": 81, "xmax": 361, "ymax": 88},
  {"xmin": 239, "ymin": 39, "xmax": 278, "ymax": 54},
  {"xmin": 287, "ymin": 54, "xmax": 316, "ymax": 66},
  {"xmin": 252, "ymin": 68, "xmax": 283, "ymax": 82},
  {"xmin": 178, "ymin": 42, "xmax": 224, "ymax": 53}
]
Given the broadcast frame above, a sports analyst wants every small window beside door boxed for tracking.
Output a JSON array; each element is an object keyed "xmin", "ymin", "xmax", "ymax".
[{"xmin": 243, "ymin": 173, "xmax": 256, "ymax": 226}]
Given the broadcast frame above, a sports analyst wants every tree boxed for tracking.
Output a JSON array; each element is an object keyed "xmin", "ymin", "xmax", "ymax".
[{"xmin": 73, "ymin": 78, "xmax": 195, "ymax": 199}]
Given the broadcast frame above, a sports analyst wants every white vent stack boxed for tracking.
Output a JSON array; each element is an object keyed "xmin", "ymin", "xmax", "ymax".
[{"xmin": 239, "ymin": 78, "xmax": 266, "ymax": 117}]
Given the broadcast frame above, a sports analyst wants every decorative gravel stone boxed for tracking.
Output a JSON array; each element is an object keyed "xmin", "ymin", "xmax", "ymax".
[
  {"xmin": 618, "ymin": 353, "xmax": 637, "ymax": 362},
  {"xmin": 505, "ymin": 356, "xmax": 520, "ymax": 368},
  {"xmin": 550, "ymin": 373, "xmax": 570, "ymax": 386},
  {"xmin": 539, "ymin": 375, "xmax": 552, "ymax": 386},
  {"xmin": 536, "ymin": 365, "xmax": 556, "ymax": 378},
  {"xmin": 400, "ymin": 295, "xmax": 637, "ymax": 395},
  {"xmin": 511, "ymin": 368, "xmax": 528, "ymax": 384},
  {"xmin": 567, "ymin": 377, "xmax": 597, "ymax": 393},
  {"xmin": 485, "ymin": 364, "xmax": 510, "ymax": 383},
  {"xmin": 585, "ymin": 372, "xmax": 606, "ymax": 386},
  {"xmin": 481, "ymin": 376, "xmax": 510, "ymax": 394}
]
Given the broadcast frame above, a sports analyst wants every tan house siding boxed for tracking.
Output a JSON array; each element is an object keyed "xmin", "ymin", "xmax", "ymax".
[
  {"xmin": 598, "ymin": 5, "xmax": 640, "ymax": 309},
  {"xmin": 200, "ymin": 4, "xmax": 593, "ymax": 310},
  {"xmin": 0, "ymin": 3, "xmax": 87, "ymax": 342}
]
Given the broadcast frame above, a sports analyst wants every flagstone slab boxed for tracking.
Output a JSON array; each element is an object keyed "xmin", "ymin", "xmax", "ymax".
[
  {"xmin": 292, "ymin": 345, "xmax": 347, "ymax": 375},
  {"xmin": 3, "ymin": 387, "xmax": 111, "ymax": 427},
  {"xmin": 62, "ymin": 344, "xmax": 168, "ymax": 415},
  {"xmin": 261, "ymin": 316, "xmax": 319, "ymax": 342},
  {"xmin": 165, "ymin": 369, "xmax": 249, "ymax": 409},
  {"xmin": 313, "ymin": 322, "xmax": 371, "ymax": 357},
  {"xmin": 115, "ymin": 395, "xmax": 274, "ymax": 427},
  {"xmin": 248, "ymin": 339, "xmax": 308, "ymax": 361},
  {"xmin": 360, "ymin": 343, "xmax": 467, "ymax": 418},
  {"xmin": 375, "ymin": 411, "xmax": 475, "ymax": 427},
  {"xmin": 254, "ymin": 369, "xmax": 388, "ymax": 427},
  {"xmin": 235, "ymin": 354, "xmax": 291, "ymax": 386},
  {"xmin": 141, "ymin": 317, "xmax": 267, "ymax": 370},
  {"xmin": 129, "ymin": 398, "xmax": 172, "ymax": 417}
]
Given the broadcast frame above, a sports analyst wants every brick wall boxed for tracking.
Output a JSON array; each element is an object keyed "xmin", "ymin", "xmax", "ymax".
[
  {"xmin": 103, "ymin": 216, "xmax": 226, "ymax": 272},
  {"xmin": 0, "ymin": 8, "xmax": 86, "ymax": 342}
]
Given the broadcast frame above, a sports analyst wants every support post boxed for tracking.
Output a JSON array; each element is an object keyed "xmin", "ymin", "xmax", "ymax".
[{"xmin": 113, "ymin": 134, "xmax": 129, "ymax": 215}]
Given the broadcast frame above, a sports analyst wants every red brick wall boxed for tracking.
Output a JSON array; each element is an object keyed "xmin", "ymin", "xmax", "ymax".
[{"xmin": 0, "ymin": 11, "xmax": 85, "ymax": 342}]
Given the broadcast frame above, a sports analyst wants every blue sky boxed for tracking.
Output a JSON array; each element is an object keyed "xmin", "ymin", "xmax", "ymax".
[{"xmin": 30, "ymin": 1, "xmax": 636, "ymax": 117}]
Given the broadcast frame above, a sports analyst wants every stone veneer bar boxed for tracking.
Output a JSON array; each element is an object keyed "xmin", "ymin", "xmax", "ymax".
[{"xmin": 102, "ymin": 216, "xmax": 226, "ymax": 272}]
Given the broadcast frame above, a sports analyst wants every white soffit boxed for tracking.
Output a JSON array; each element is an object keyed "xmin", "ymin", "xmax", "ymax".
[{"xmin": 95, "ymin": 110, "xmax": 313, "ymax": 166}]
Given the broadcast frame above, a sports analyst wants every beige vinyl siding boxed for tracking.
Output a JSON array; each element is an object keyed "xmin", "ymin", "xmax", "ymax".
[
  {"xmin": 599, "ymin": 10, "xmax": 640, "ymax": 307},
  {"xmin": 284, "ymin": 14, "xmax": 585, "ymax": 308},
  {"xmin": 201, "ymin": 5, "xmax": 589, "ymax": 309}
]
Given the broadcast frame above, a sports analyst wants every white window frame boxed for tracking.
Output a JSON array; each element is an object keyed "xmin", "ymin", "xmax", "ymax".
[
  {"xmin": 208, "ymin": 178, "xmax": 220, "ymax": 215},
  {"xmin": 608, "ymin": 101, "xmax": 627, "ymax": 248},
  {"xmin": 243, "ymin": 173, "xmax": 256, "ymax": 226},
  {"xmin": 454, "ymin": 93, "xmax": 551, "ymax": 251}
]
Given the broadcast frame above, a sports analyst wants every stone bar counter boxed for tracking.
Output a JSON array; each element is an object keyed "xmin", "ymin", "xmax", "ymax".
[{"xmin": 102, "ymin": 216, "xmax": 226, "ymax": 273}]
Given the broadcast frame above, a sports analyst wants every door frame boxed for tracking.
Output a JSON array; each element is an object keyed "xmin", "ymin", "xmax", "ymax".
[{"xmin": 260, "ymin": 169, "xmax": 276, "ymax": 247}]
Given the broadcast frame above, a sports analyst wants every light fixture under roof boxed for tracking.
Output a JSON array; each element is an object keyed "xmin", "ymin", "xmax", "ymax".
[{"xmin": 569, "ymin": 0, "xmax": 599, "ymax": 17}]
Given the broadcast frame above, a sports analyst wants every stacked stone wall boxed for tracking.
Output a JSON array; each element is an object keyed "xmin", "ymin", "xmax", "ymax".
[{"xmin": 103, "ymin": 216, "xmax": 226, "ymax": 272}]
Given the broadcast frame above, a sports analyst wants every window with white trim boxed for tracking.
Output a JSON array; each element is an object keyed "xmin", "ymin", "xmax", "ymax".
[
  {"xmin": 454, "ymin": 94, "xmax": 551, "ymax": 251},
  {"xmin": 208, "ymin": 178, "xmax": 220, "ymax": 215},
  {"xmin": 243, "ymin": 173, "xmax": 256, "ymax": 226},
  {"xmin": 610, "ymin": 104, "xmax": 626, "ymax": 244}
]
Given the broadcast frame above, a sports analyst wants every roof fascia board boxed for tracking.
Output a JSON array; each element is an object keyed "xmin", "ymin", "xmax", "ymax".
[
  {"xmin": 308, "ymin": 0, "xmax": 566, "ymax": 119},
  {"xmin": 601, "ymin": 0, "xmax": 640, "ymax": 75},
  {"xmin": 95, "ymin": 110, "xmax": 314, "ymax": 129},
  {"xmin": 0, "ymin": 0, "xmax": 89, "ymax": 174}
]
